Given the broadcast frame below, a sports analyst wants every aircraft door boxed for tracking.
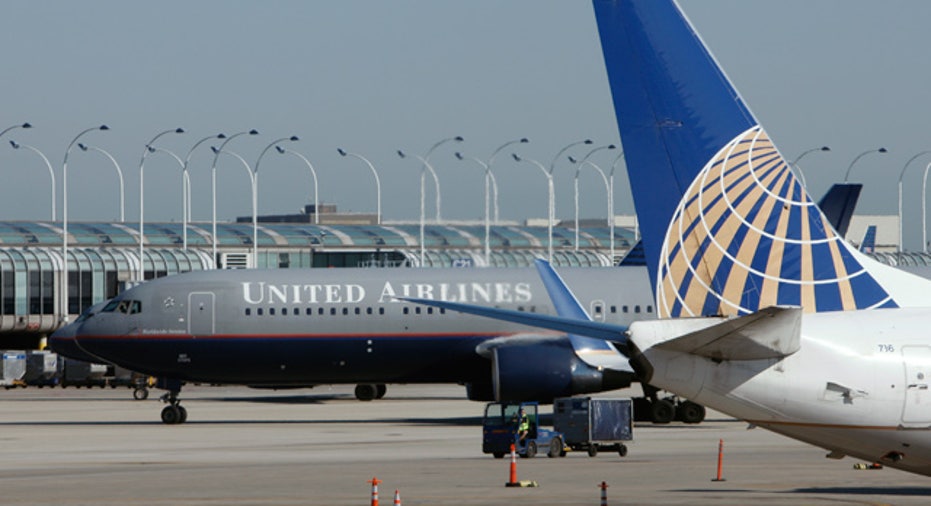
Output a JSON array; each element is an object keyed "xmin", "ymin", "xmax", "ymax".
[
  {"xmin": 902, "ymin": 345, "xmax": 931, "ymax": 425},
  {"xmin": 188, "ymin": 292, "xmax": 215, "ymax": 336},
  {"xmin": 590, "ymin": 300, "xmax": 605, "ymax": 322}
]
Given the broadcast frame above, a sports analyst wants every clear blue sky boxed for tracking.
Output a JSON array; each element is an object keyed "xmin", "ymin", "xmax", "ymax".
[{"xmin": 3, "ymin": 1, "xmax": 931, "ymax": 249}]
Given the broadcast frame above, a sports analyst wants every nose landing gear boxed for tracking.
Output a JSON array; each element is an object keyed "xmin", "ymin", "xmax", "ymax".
[{"xmin": 157, "ymin": 378, "xmax": 187, "ymax": 424}]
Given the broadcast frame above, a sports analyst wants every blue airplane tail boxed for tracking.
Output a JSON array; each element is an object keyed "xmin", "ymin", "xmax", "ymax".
[{"xmin": 593, "ymin": 0, "xmax": 896, "ymax": 316}]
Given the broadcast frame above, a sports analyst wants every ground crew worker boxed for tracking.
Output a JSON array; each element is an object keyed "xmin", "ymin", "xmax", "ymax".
[{"xmin": 517, "ymin": 408, "xmax": 530, "ymax": 444}]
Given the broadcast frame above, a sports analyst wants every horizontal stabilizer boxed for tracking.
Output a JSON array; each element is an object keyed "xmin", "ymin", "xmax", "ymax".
[
  {"xmin": 400, "ymin": 297, "xmax": 628, "ymax": 343},
  {"xmin": 642, "ymin": 306, "xmax": 801, "ymax": 361}
]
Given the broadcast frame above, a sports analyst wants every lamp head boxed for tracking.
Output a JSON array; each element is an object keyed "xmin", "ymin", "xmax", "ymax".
[
  {"xmin": 455, "ymin": 152, "xmax": 464, "ymax": 160},
  {"xmin": 9, "ymin": 140, "xmax": 19, "ymax": 149},
  {"xmin": 821, "ymin": 146, "xmax": 830, "ymax": 151},
  {"xmin": 519, "ymin": 138, "xmax": 529, "ymax": 143},
  {"xmin": 210, "ymin": 146, "xmax": 219, "ymax": 154},
  {"xmin": 147, "ymin": 146, "xmax": 156, "ymax": 153},
  {"xmin": 397, "ymin": 150, "xmax": 406, "ymax": 159},
  {"xmin": 276, "ymin": 146, "xmax": 286, "ymax": 154},
  {"xmin": 175, "ymin": 128, "xmax": 185, "ymax": 134},
  {"xmin": 99, "ymin": 125, "xmax": 109, "ymax": 131},
  {"xmin": 879, "ymin": 147, "xmax": 888, "ymax": 153},
  {"xmin": 607, "ymin": 144, "xmax": 616, "ymax": 149},
  {"xmin": 289, "ymin": 135, "xmax": 299, "ymax": 142},
  {"xmin": 217, "ymin": 133, "xmax": 227, "ymax": 139},
  {"xmin": 337, "ymin": 148, "xmax": 347, "ymax": 157},
  {"xmin": 568, "ymin": 156, "xmax": 578, "ymax": 164},
  {"xmin": 511, "ymin": 153, "xmax": 522, "ymax": 162},
  {"xmin": 583, "ymin": 139, "xmax": 593, "ymax": 145},
  {"xmin": 454, "ymin": 136, "xmax": 464, "ymax": 142},
  {"xmin": 78, "ymin": 143, "xmax": 88, "ymax": 151},
  {"xmin": 21, "ymin": 123, "xmax": 31, "ymax": 129},
  {"xmin": 248, "ymin": 129, "xmax": 259, "ymax": 135}
]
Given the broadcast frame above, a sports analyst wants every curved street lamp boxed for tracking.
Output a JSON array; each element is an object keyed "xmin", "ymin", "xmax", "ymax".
[
  {"xmin": 211, "ymin": 129, "xmax": 259, "ymax": 267},
  {"xmin": 398, "ymin": 150, "xmax": 439, "ymax": 266},
  {"xmin": 420, "ymin": 135, "xmax": 463, "ymax": 222},
  {"xmin": 253, "ymin": 136, "xmax": 300, "ymax": 265},
  {"xmin": 62, "ymin": 124, "xmax": 109, "ymax": 322},
  {"xmin": 843, "ymin": 147, "xmax": 888, "ymax": 182},
  {"xmin": 212, "ymin": 147, "xmax": 256, "ymax": 267},
  {"xmin": 486, "ymin": 137, "xmax": 527, "ymax": 223},
  {"xmin": 0, "ymin": 122, "xmax": 31, "ymax": 141},
  {"xmin": 898, "ymin": 151, "xmax": 931, "ymax": 253},
  {"xmin": 276, "ymin": 146, "xmax": 320, "ymax": 224},
  {"xmin": 337, "ymin": 148, "xmax": 381, "ymax": 225},
  {"xmin": 789, "ymin": 146, "xmax": 830, "ymax": 189},
  {"xmin": 455, "ymin": 152, "xmax": 492, "ymax": 265},
  {"xmin": 550, "ymin": 138, "xmax": 593, "ymax": 174},
  {"xmin": 512, "ymin": 153, "xmax": 555, "ymax": 262},
  {"xmin": 77, "ymin": 143, "xmax": 125, "ymax": 222},
  {"xmin": 138, "ymin": 128, "xmax": 184, "ymax": 278},
  {"xmin": 569, "ymin": 145, "xmax": 616, "ymax": 254},
  {"xmin": 144, "ymin": 147, "xmax": 188, "ymax": 254},
  {"xmin": 9, "ymin": 141, "xmax": 56, "ymax": 220},
  {"xmin": 177, "ymin": 134, "xmax": 226, "ymax": 250}
]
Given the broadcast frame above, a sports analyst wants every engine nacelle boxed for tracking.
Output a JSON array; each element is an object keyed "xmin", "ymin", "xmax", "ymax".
[{"xmin": 490, "ymin": 340, "xmax": 632, "ymax": 402}]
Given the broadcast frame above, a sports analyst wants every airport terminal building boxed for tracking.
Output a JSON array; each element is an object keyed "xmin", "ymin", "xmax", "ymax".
[{"xmin": 0, "ymin": 216, "xmax": 637, "ymax": 348}]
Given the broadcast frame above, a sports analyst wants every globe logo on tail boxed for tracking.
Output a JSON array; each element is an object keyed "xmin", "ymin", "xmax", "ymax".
[{"xmin": 656, "ymin": 126, "xmax": 895, "ymax": 317}]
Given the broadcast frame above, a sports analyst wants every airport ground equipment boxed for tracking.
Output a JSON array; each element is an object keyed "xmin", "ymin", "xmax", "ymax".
[
  {"xmin": 1, "ymin": 350, "xmax": 26, "ymax": 387},
  {"xmin": 553, "ymin": 397, "xmax": 633, "ymax": 457},
  {"xmin": 24, "ymin": 350, "xmax": 58, "ymax": 386},
  {"xmin": 482, "ymin": 401, "xmax": 565, "ymax": 458}
]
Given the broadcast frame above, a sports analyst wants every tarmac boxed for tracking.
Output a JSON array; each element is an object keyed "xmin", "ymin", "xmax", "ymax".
[{"xmin": 1, "ymin": 383, "xmax": 930, "ymax": 505}]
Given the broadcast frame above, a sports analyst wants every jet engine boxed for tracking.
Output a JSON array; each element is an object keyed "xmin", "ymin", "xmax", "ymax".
[{"xmin": 469, "ymin": 339, "xmax": 632, "ymax": 403}]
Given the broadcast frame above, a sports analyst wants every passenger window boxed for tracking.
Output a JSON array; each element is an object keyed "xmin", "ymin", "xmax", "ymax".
[
  {"xmin": 282, "ymin": 308, "xmax": 288, "ymax": 315},
  {"xmin": 415, "ymin": 307, "xmax": 421, "ymax": 315},
  {"xmin": 270, "ymin": 308, "xmax": 276, "ymax": 316},
  {"xmin": 257, "ymin": 308, "xmax": 264, "ymax": 316},
  {"xmin": 440, "ymin": 308, "xmax": 445, "ymax": 314},
  {"xmin": 355, "ymin": 307, "xmax": 361, "ymax": 315},
  {"xmin": 634, "ymin": 305, "xmax": 641, "ymax": 313},
  {"xmin": 330, "ymin": 308, "xmax": 336, "ymax": 315},
  {"xmin": 594, "ymin": 306, "xmax": 602, "ymax": 314},
  {"xmin": 622, "ymin": 305, "xmax": 629, "ymax": 313},
  {"xmin": 610, "ymin": 305, "xmax": 617, "ymax": 313},
  {"xmin": 427, "ymin": 307, "xmax": 433, "ymax": 315},
  {"xmin": 517, "ymin": 306, "xmax": 525, "ymax": 312},
  {"xmin": 342, "ymin": 308, "xmax": 349, "ymax": 315},
  {"xmin": 366, "ymin": 307, "xmax": 373, "ymax": 315},
  {"xmin": 245, "ymin": 308, "xmax": 251, "ymax": 316},
  {"xmin": 379, "ymin": 307, "xmax": 385, "ymax": 315},
  {"xmin": 318, "ymin": 308, "xmax": 324, "ymax": 315},
  {"xmin": 647, "ymin": 305, "xmax": 653, "ymax": 313},
  {"xmin": 403, "ymin": 307, "xmax": 410, "ymax": 315}
]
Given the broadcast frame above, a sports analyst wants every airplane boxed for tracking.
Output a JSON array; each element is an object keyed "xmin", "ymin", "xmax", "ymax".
[
  {"xmin": 404, "ymin": 0, "xmax": 931, "ymax": 478},
  {"xmin": 51, "ymin": 265, "xmax": 677, "ymax": 424}
]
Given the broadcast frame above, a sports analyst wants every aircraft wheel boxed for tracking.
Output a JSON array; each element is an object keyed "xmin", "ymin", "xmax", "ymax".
[
  {"xmin": 650, "ymin": 399, "xmax": 675, "ymax": 424},
  {"xmin": 678, "ymin": 401, "xmax": 705, "ymax": 424},
  {"xmin": 587, "ymin": 445, "xmax": 598, "ymax": 457},
  {"xmin": 354, "ymin": 384, "xmax": 377, "ymax": 401},
  {"xmin": 522, "ymin": 441, "xmax": 537, "ymax": 458},
  {"xmin": 178, "ymin": 406, "xmax": 188, "ymax": 424},
  {"xmin": 375, "ymin": 384, "xmax": 387, "ymax": 399},
  {"xmin": 133, "ymin": 387, "xmax": 149, "ymax": 401},
  {"xmin": 617, "ymin": 444, "xmax": 628, "ymax": 457},
  {"xmin": 547, "ymin": 437, "xmax": 562, "ymax": 458},
  {"xmin": 161, "ymin": 405, "xmax": 182, "ymax": 425}
]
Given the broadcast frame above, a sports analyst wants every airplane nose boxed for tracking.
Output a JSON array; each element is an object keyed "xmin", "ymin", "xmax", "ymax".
[{"xmin": 49, "ymin": 322, "xmax": 105, "ymax": 363}]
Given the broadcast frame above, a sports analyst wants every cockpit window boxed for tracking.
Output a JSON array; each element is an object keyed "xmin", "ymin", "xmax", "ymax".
[
  {"xmin": 129, "ymin": 300, "xmax": 142, "ymax": 314},
  {"xmin": 102, "ymin": 300, "xmax": 121, "ymax": 313},
  {"xmin": 106, "ymin": 299, "xmax": 142, "ymax": 314}
]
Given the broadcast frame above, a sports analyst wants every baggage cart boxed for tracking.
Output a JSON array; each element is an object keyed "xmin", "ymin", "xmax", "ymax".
[{"xmin": 553, "ymin": 397, "xmax": 633, "ymax": 457}]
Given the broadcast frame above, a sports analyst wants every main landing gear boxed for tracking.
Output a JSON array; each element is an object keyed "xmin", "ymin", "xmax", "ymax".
[
  {"xmin": 157, "ymin": 378, "xmax": 188, "ymax": 425},
  {"xmin": 354, "ymin": 383, "xmax": 387, "ymax": 401}
]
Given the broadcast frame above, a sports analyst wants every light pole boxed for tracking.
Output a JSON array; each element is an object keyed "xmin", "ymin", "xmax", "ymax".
[
  {"xmin": 789, "ymin": 145, "xmax": 830, "ymax": 189},
  {"xmin": 62, "ymin": 124, "xmax": 109, "ymax": 322},
  {"xmin": 455, "ymin": 152, "xmax": 491, "ymax": 265},
  {"xmin": 77, "ymin": 143, "xmax": 125, "ymax": 222},
  {"xmin": 898, "ymin": 151, "xmax": 931, "ymax": 252},
  {"xmin": 609, "ymin": 151, "xmax": 626, "ymax": 256},
  {"xmin": 0, "ymin": 122, "xmax": 31, "ymax": 141},
  {"xmin": 253, "ymin": 136, "xmax": 300, "ymax": 266},
  {"xmin": 420, "ymin": 135, "xmax": 463, "ymax": 222},
  {"xmin": 569, "ymin": 145, "xmax": 616, "ymax": 252},
  {"xmin": 487, "ymin": 137, "xmax": 528, "ymax": 223},
  {"xmin": 276, "ymin": 147, "xmax": 320, "ymax": 224},
  {"xmin": 512, "ymin": 153, "xmax": 555, "ymax": 262},
  {"xmin": 337, "ymin": 148, "xmax": 381, "ymax": 225},
  {"xmin": 843, "ymin": 147, "xmax": 888, "ymax": 182},
  {"xmin": 212, "ymin": 147, "xmax": 256, "ymax": 266},
  {"xmin": 9, "ymin": 141, "xmax": 56, "ymax": 220},
  {"xmin": 138, "ymin": 128, "xmax": 184, "ymax": 279},
  {"xmin": 179, "ymin": 133, "xmax": 226, "ymax": 250},
  {"xmin": 571, "ymin": 159, "xmax": 610, "ymax": 254},
  {"xmin": 145, "ymin": 147, "xmax": 188, "ymax": 253},
  {"xmin": 550, "ymin": 138, "xmax": 593, "ymax": 174},
  {"xmin": 398, "ymin": 150, "xmax": 439, "ymax": 266},
  {"xmin": 211, "ymin": 129, "xmax": 258, "ymax": 267}
]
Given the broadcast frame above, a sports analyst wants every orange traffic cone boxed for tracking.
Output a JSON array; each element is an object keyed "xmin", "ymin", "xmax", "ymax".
[
  {"xmin": 393, "ymin": 489, "xmax": 401, "ymax": 506},
  {"xmin": 506, "ymin": 443, "xmax": 519, "ymax": 486},
  {"xmin": 367, "ymin": 477, "xmax": 382, "ymax": 506},
  {"xmin": 712, "ymin": 439, "xmax": 726, "ymax": 482},
  {"xmin": 598, "ymin": 481, "xmax": 609, "ymax": 506}
]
